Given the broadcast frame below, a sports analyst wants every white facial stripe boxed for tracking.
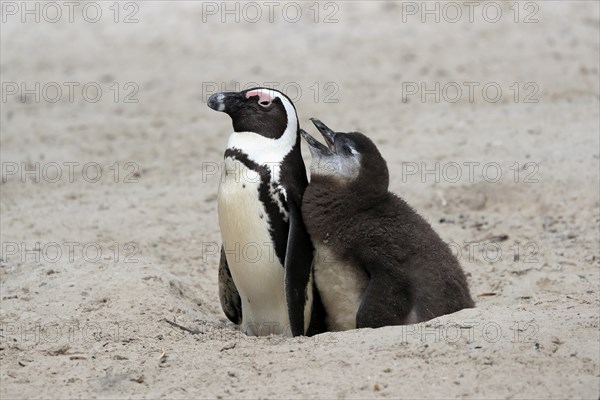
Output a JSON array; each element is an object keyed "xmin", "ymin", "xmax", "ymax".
[
  {"xmin": 226, "ymin": 88, "xmax": 298, "ymax": 181},
  {"xmin": 246, "ymin": 88, "xmax": 297, "ymax": 141}
]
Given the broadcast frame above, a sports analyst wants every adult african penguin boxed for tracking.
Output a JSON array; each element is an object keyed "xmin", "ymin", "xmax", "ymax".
[
  {"xmin": 207, "ymin": 88, "xmax": 325, "ymax": 337},
  {"xmin": 300, "ymin": 118, "xmax": 474, "ymax": 331}
]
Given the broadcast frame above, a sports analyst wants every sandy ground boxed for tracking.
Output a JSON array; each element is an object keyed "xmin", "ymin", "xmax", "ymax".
[{"xmin": 1, "ymin": 1, "xmax": 599, "ymax": 399}]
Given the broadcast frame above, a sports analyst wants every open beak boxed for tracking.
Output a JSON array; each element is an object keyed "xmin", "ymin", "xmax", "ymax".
[
  {"xmin": 310, "ymin": 118, "xmax": 336, "ymax": 152},
  {"xmin": 300, "ymin": 128, "xmax": 330, "ymax": 154}
]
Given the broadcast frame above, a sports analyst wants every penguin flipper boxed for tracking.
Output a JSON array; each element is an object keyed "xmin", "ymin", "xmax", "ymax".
[
  {"xmin": 284, "ymin": 199, "xmax": 314, "ymax": 337},
  {"xmin": 218, "ymin": 245, "xmax": 242, "ymax": 325}
]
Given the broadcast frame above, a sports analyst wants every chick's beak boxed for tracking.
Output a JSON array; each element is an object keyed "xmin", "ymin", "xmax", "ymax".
[{"xmin": 309, "ymin": 118, "xmax": 336, "ymax": 152}]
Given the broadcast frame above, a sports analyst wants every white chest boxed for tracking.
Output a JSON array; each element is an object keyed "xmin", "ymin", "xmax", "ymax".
[
  {"xmin": 217, "ymin": 157, "xmax": 290, "ymax": 335},
  {"xmin": 313, "ymin": 242, "xmax": 369, "ymax": 331}
]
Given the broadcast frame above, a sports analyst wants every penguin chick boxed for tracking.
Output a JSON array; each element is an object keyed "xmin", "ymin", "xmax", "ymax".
[{"xmin": 300, "ymin": 118, "xmax": 474, "ymax": 331}]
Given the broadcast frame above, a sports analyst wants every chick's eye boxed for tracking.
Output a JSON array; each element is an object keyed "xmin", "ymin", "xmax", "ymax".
[{"xmin": 259, "ymin": 100, "xmax": 271, "ymax": 107}]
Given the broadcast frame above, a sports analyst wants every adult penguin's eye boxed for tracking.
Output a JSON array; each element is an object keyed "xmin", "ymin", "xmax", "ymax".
[{"xmin": 259, "ymin": 100, "xmax": 271, "ymax": 107}]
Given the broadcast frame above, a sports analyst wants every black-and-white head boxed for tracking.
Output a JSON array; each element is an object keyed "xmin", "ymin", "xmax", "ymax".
[
  {"xmin": 208, "ymin": 88, "xmax": 300, "ymax": 166},
  {"xmin": 301, "ymin": 119, "xmax": 389, "ymax": 192},
  {"xmin": 208, "ymin": 87, "xmax": 298, "ymax": 139}
]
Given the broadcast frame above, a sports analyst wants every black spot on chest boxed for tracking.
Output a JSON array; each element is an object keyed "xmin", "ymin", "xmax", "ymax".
[{"xmin": 224, "ymin": 148, "xmax": 289, "ymax": 265}]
